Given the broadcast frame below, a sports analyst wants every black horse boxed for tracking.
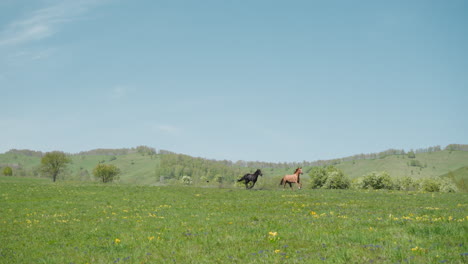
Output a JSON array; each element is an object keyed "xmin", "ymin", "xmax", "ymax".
[{"xmin": 238, "ymin": 169, "xmax": 263, "ymax": 189}]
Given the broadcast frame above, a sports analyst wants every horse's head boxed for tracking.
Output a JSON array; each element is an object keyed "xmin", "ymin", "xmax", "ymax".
[
  {"xmin": 295, "ymin": 167, "xmax": 303, "ymax": 175},
  {"xmin": 256, "ymin": 169, "xmax": 263, "ymax": 176}
]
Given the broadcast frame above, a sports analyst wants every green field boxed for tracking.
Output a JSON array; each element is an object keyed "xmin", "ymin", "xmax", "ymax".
[{"xmin": 1, "ymin": 177, "xmax": 467, "ymax": 263}]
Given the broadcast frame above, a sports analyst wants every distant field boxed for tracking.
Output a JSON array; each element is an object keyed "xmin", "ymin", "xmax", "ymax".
[{"xmin": 1, "ymin": 177, "xmax": 467, "ymax": 263}]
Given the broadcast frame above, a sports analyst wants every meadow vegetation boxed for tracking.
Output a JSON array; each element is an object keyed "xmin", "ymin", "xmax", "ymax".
[
  {"xmin": 1, "ymin": 146, "xmax": 468, "ymax": 192},
  {"xmin": 0, "ymin": 176, "xmax": 467, "ymax": 263}
]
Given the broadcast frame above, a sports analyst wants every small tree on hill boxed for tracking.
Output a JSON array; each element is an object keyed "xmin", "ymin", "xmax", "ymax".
[
  {"xmin": 41, "ymin": 151, "xmax": 71, "ymax": 182},
  {"xmin": 407, "ymin": 151, "xmax": 416, "ymax": 159},
  {"xmin": 93, "ymin": 164, "xmax": 121, "ymax": 183},
  {"xmin": 3, "ymin": 166, "xmax": 13, "ymax": 176}
]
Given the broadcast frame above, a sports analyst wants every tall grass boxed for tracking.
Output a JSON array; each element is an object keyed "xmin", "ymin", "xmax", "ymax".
[{"xmin": 1, "ymin": 176, "xmax": 467, "ymax": 263}]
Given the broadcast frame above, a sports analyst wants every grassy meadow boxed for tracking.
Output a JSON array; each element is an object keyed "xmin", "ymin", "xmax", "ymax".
[{"xmin": 1, "ymin": 176, "xmax": 467, "ymax": 263}]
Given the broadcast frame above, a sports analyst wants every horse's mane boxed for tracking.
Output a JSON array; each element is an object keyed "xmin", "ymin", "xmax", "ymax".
[{"xmin": 294, "ymin": 168, "xmax": 300, "ymax": 174}]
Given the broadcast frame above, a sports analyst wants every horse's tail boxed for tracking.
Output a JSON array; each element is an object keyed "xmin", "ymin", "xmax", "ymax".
[
  {"xmin": 279, "ymin": 178, "xmax": 284, "ymax": 185},
  {"xmin": 238, "ymin": 175, "xmax": 246, "ymax": 182}
]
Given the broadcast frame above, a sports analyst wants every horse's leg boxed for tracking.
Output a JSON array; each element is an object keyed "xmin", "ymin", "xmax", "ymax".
[{"xmin": 250, "ymin": 180, "xmax": 256, "ymax": 189}]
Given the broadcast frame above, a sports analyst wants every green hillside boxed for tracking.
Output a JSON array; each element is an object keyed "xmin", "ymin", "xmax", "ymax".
[
  {"xmin": 335, "ymin": 150, "xmax": 468, "ymax": 179},
  {"xmin": 440, "ymin": 166, "xmax": 468, "ymax": 192},
  {"xmin": 0, "ymin": 152, "xmax": 161, "ymax": 184},
  {"xmin": 0, "ymin": 152, "xmax": 41, "ymax": 175},
  {"xmin": 68, "ymin": 153, "xmax": 161, "ymax": 184},
  {"xmin": 1, "ymin": 147, "xmax": 468, "ymax": 188}
]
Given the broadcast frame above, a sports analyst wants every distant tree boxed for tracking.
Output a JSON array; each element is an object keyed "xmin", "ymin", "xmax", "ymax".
[
  {"xmin": 136, "ymin": 145, "xmax": 156, "ymax": 156},
  {"xmin": 93, "ymin": 164, "xmax": 121, "ymax": 183},
  {"xmin": 409, "ymin": 160, "xmax": 423, "ymax": 168},
  {"xmin": 407, "ymin": 151, "xmax": 416, "ymax": 159},
  {"xmin": 41, "ymin": 151, "xmax": 71, "ymax": 182},
  {"xmin": 3, "ymin": 166, "xmax": 13, "ymax": 176}
]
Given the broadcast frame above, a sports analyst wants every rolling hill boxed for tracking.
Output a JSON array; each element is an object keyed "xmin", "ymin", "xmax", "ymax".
[{"xmin": 1, "ymin": 146, "xmax": 467, "ymax": 190}]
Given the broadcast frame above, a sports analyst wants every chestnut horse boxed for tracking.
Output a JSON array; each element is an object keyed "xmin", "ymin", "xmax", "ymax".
[{"xmin": 280, "ymin": 167, "xmax": 303, "ymax": 190}]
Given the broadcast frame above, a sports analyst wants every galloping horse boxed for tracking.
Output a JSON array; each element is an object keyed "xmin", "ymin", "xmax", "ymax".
[
  {"xmin": 280, "ymin": 167, "xmax": 303, "ymax": 190},
  {"xmin": 238, "ymin": 169, "xmax": 263, "ymax": 189}
]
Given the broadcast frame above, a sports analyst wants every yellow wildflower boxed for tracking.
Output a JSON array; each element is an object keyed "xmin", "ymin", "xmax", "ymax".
[{"xmin": 115, "ymin": 238, "xmax": 121, "ymax": 244}]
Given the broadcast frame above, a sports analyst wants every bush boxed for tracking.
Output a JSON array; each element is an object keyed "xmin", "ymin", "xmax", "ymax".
[
  {"xmin": 309, "ymin": 167, "xmax": 328, "ymax": 188},
  {"xmin": 309, "ymin": 166, "xmax": 350, "ymax": 189},
  {"xmin": 418, "ymin": 178, "xmax": 458, "ymax": 193},
  {"xmin": 3, "ymin": 166, "xmax": 13, "ymax": 176},
  {"xmin": 394, "ymin": 176, "xmax": 418, "ymax": 191},
  {"xmin": 322, "ymin": 170, "xmax": 350, "ymax": 189},
  {"xmin": 419, "ymin": 178, "xmax": 440, "ymax": 192},
  {"xmin": 439, "ymin": 178, "xmax": 458, "ymax": 193},
  {"xmin": 181, "ymin": 176, "xmax": 192, "ymax": 185},
  {"xmin": 360, "ymin": 171, "xmax": 394, "ymax": 190},
  {"xmin": 408, "ymin": 160, "xmax": 423, "ymax": 167}
]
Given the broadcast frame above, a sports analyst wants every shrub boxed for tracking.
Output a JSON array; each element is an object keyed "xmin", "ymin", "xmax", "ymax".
[
  {"xmin": 394, "ymin": 176, "xmax": 418, "ymax": 191},
  {"xmin": 322, "ymin": 170, "xmax": 350, "ymax": 189},
  {"xmin": 439, "ymin": 178, "xmax": 458, "ymax": 193},
  {"xmin": 181, "ymin": 176, "xmax": 192, "ymax": 185},
  {"xmin": 418, "ymin": 178, "xmax": 458, "ymax": 193},
  {"xmin": 419, "ymin": 178, "xmax": 440, "ymax": 192},
  {"xmin": 309, "ymin": 166, "xmax": 350, "ymax": 189},
  {"xmin": 309, "ymin": 167, "xmax": 328, "ymax": 188},
  {"xmin": 360, "ymin": 171, "xmax": 394, "ymax": 190},
  {"xmin": 408, "ymin": 160, "xmax": 423, "ymax": 167},
  {"xmin": 3, "ymin": 166, "xmax": 13, "ymax": 176}
]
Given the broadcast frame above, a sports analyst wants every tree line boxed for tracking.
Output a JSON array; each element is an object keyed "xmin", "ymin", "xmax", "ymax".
[{"xmin": 155, "ymin": 153, "xmax": 249, "ymax": 184}]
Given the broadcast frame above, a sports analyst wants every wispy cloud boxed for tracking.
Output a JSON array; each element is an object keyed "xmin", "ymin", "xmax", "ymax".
[{"xmin": 0, "ymin": 0, "xmax": 108, "ymax": 46}]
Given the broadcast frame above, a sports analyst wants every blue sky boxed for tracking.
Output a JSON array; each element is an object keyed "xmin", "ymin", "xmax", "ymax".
[{"xmin": 1, "ymin": 0, "xmax": 467, "ymax": 162}]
